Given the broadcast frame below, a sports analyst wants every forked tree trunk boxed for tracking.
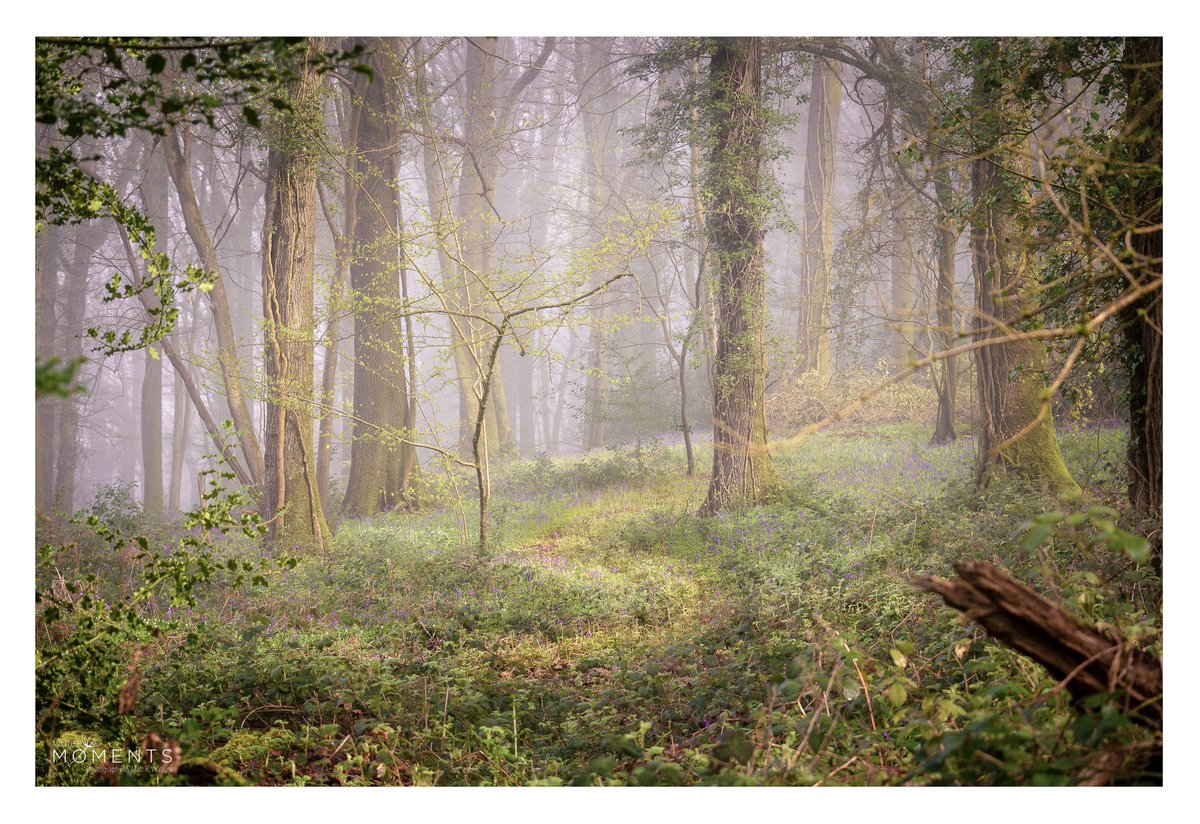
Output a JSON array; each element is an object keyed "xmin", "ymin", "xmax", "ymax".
[
  {"xmin": 314, "ymin": 88, "xmax": 361, "ymax": 515},
  {"xmin": 163, "ymin": 125, "xmax": 264, "ymax": 489}
]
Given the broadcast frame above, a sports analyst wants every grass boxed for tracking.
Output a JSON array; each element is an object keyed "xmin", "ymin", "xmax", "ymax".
[{"xmin": 41, "ymin": 421, "xmax": 1160, "ymax": 785}]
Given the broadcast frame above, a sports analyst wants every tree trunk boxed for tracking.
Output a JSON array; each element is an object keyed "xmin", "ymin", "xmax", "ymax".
[
  {"xmin": 53, "ymin": 223, "xmax": 97, "ymax": 513},
  {"xmin": 890, "ymin": 196, "xmax": 918, "ymax": 371},
  {"xmin": 168, "ymin": 292, "xmax": 202, "ymax": 514},
  {"xmin": 163, "ymin": 125, "xmax": 264, "ymax": 488},
  {"xmin": 316, "ymin": 92, "xmax": 360, "ymax": 515},
  {"xmin": 36, "ymin": 227, "xmax": 61, "ymax": 512},
  {"xmin": 342, "ymin": 42, "xmax": 416, "ymax": 517},
  {"xmin": 970, "ymin": 41, "xmax": 1078, "ymax": 496},
  {"xmin": 261, "ymin": 38, "xmax": 330, "ymax": 550},
  {"xmin": 1121, "ymin": 37, "xmax": 1162, "ymax": 523},
  {"xmin": 798, "ymin": 57, "xmax": 843, "ymax": 380},
  {"xmin": 931, "ymin": 150, "xmax": 959, "ymax": 443},
  {"xmin": 914, "ymin": 561, "xmax": 1161, "ymax": 728},
  {"xmin": 701, "ymin": 38, "xmax": 778, "ymax": 515},
  {"xmin": 449, "ymin": 37, "xmax": 513, "ymax": 458},
  {"xmin": 574, "ymin": 38, "xmax": 618, "ymax": 450},
  {"xmin": 138, "ymin": 140, "xmax": 168, "ymax": 518}
]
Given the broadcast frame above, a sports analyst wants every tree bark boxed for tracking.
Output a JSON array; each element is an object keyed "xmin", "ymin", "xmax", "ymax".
[
  {"xmin": 890, "ymin": 196, "xmax": 918, "ymax": 371},
  {"xmin": 798, "ymin": 57, "xmax": 843, "ymax": 380},
  {"xmin": 53, "ymin": 223, "xmax": 98, "ymax": 513},
  {"xmin": 261, "ymin": 38, "xmax": 331, "ymax": 550},
  {"xmin": 342, "ymin": 41, "xmax": 417, "ymax": 517},
  {"xmin": 138, "ymin": 139, "xmax": 167, "ymax": 517},
  {"xmin": 701, "ymin": 38, "xmax": 777, "ymax": 515},
  {"xmin": 315, "ymin": 82, "xmax": 361, "ymax": 515},
  {"xmin": 914, "ymin": 561, "xmax": 1161, "ymax": 728},
  {"xmin": 36, "ymin": 227, "xmax": 61, "ymax": 512},
  {"xmin": 162, "ymin": 125, "xmax": 265, "ymax": 488},
  {"xmin": 167, "ymin": 294, "xmax": 199, "ymax": 514},
  {"xmin": 574, "ymin": 38, "xmax": 618, "ymax": 450},
  {"xmin": 970, "ymin": 41, "xmax": 1077, "ymax": 496},
  {"xmin": 931, "ymin": 149, "xmax": 959, "ymax": 443},
  {"xmin": 1121, "ymin": 37, "xmax": 1163, "ymax": 523}
]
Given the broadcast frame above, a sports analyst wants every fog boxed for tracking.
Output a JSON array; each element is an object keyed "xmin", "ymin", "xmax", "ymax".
[{"xmin": 33, "ymin": 35, "xmax": 1162, "ymax": 788}]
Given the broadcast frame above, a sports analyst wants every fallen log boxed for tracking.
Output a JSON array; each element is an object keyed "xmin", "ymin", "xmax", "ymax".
[{"xmin": 912, "ymin": 561, "xmax": 1161, "ymax": 728}]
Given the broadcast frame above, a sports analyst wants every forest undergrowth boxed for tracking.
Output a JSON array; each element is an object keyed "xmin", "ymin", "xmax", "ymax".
[{"xmin": 35, "ymin": 422, "xmax": 1161, "ymax": 786}]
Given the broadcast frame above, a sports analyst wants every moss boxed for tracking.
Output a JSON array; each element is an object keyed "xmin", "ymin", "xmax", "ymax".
[
  {"xmin": 209, "ymin": 731, "xmax": 271, "ymax": 767},
  {"xmin": 984, "ymin": 340, "xmax": 1081, "ymax": 499}
]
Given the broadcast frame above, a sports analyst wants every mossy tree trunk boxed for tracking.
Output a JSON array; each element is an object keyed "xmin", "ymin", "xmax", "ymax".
[
  {"xmin": 970, "ymin": 41, "xmax": 1077, "ymax": 497},
  {"xmin": 261, "ymin": 38, "xmax": 331, "ymax": 550},
  {"xmin": 701, "ymin": 37, "xmax": 777, "ymax": 515}
]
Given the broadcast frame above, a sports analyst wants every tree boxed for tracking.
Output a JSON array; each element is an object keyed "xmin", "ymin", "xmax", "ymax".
[
  {"xmin": 701, "ymin": 37, "xmax": 778, "ymax": 514},
  {"xmin": 889, "ymin": 193, "xmax": 919, "ymax": 371},
  {"xmin": 35, "ymin": 213, "xmax": 61, "ymax": 511},
  {"xmin": 314, "ymin": 72, "xmax": 360, "ymax": 514},
  {"xmin": 53, "ymin": 222, "xmax": 100, "ymax": 512},
  {"xmin": 794, "ymin": 38, "xmax": 964, "ymax": 443},
  {"xmin": 1119, "ymin": 37, "xmax": 1162, "ymax": 521},
  {"xmin": 162, "ymin": 122, "xmax": 265, "ymax": 489},
  {"xmin": 260, "ymin": 38, "xmax": 331, "ymax": 549},
  {"xmin": 137, "ymin": 138, "xmax": 167, "ymax": 517},
  {"xmin": 968, "ymin": 40, "xmax": 1078, "ymax": 496},
  {"xmin": 433, "ymin": 37, "xmax": 555, "ymax": 459},
  {"xmin": 572, "ymin": 37, "xmax": 621, "ymax": 450},
  {"xmin": 341, "ymin": 39, "xmax": 419, "ymax": 517},
  {"xmin": 797, "ymin": 55, "xmax": 843, "ymax": 380}
]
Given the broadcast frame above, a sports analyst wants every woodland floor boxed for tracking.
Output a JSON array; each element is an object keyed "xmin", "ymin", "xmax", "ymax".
[{"xmin": 42, "ymin": 422, "xmax": 1162, "ymax": 786}]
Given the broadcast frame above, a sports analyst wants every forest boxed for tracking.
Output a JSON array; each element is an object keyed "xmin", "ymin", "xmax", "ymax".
[{"xmin": 32, "ymin": 34, "xmax": 1163, "ymax": 789}]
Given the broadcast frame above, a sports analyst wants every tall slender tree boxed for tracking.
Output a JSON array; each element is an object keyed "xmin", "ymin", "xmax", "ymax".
[
  {"xmin": 260, "ymin": 38, "xmax": 331, "ymax": 549},
  {"xmin": 35, "ymin": 225, "xmax": 61, "ymax": 512},
  {"xmin": 797, "ymin": 56, "xmax": 843, "ymax": 380},
  {"xmin": 137, "ymin": 138, "xmax": 168, "ymax": 517},
  {"xmin": 702, "ymin": 37, "xmax": 777, "ymax": 515}
]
